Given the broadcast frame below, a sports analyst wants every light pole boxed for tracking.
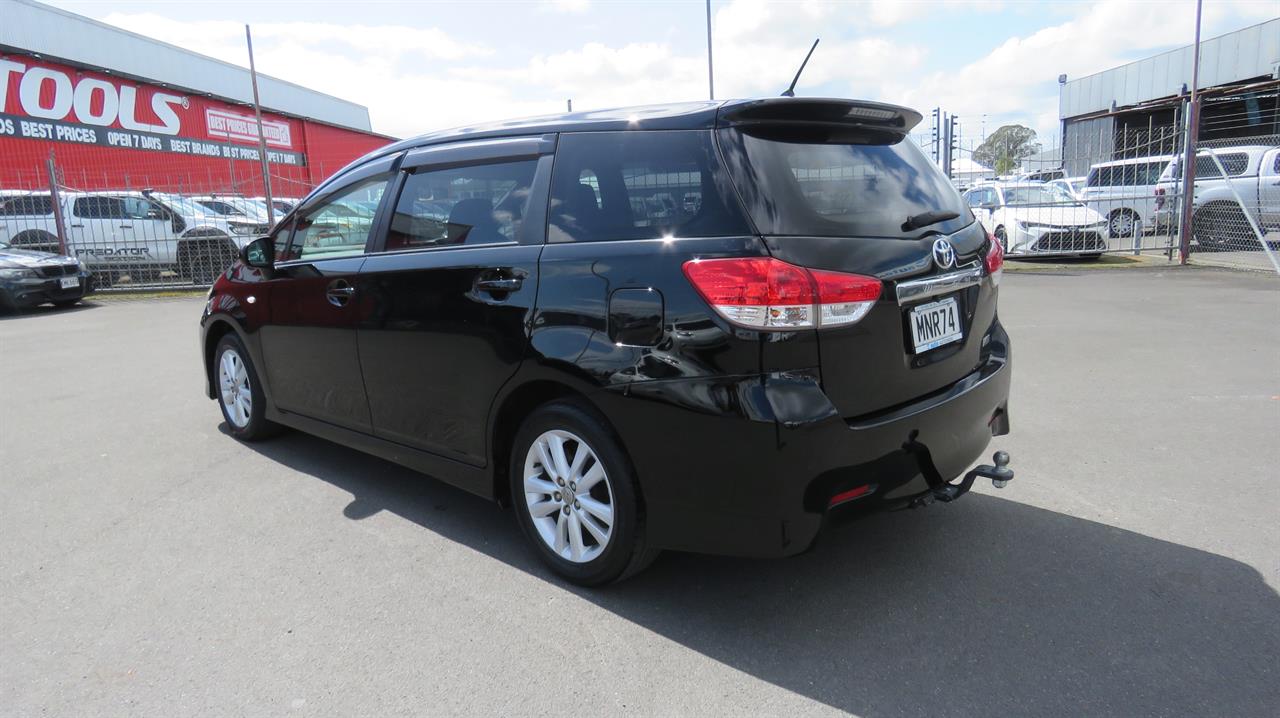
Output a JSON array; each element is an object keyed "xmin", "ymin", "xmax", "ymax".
[{"xmin": 1177, "ymin": 0, "xmax": 1204, "ymax": 265}]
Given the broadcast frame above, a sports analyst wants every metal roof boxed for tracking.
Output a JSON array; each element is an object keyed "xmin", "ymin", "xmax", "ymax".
[
  {"xmin": 1060, "ymin": 17, "xmax": 1280, "ymax": 119},
  {"xmin": 0, "ymin": 0, "xmax": 375, "ymax": 132}
]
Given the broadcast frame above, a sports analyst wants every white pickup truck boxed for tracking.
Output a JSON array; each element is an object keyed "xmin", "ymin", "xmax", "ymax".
[
  {"xmin": 0, "ymin": 191, "xmax": 268, "ymax": 283},
  {"xmin": 1153, "ymin": 145, "xmax": 1280, "ymax": 250}
]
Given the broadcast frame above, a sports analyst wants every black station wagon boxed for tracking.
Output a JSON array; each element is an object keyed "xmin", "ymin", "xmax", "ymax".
[{"xmin": 200, "ymin": 98, "xmax": 1014, "ymax": 585}]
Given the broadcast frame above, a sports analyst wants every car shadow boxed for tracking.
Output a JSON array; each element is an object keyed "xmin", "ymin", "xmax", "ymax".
[
  {"xmin": 233, "ymin": 427, "xmax": 1280, "ymax": 717},
  {"xmin": 0, "ymin": 300, "xmax": 101, "ymax": 320}
]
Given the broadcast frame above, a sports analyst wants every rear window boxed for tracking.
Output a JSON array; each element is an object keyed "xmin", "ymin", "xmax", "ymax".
[
  {"xmin": 1087, "ymin": 161, "xmax": 1168, "ymax": 187},
  {"xmin": 1165, "ymin": 153, "xmax": 1248, "ymax": 181},
  {"xmin": 548, "ymin": 131, "xmax": 749, "ymax": 242},
  {"xmin": 719, "ymin": 127, "xmax": 971, "ymax": 239},
  {"xmin": 0, "ymin": 195, "xmax": 53, "ymax": 216}
]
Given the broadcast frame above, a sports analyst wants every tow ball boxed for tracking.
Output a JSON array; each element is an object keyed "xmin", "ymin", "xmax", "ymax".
[{"xmin": 912, "ymin": 451, "xmax": 1014, "ymax": 508}]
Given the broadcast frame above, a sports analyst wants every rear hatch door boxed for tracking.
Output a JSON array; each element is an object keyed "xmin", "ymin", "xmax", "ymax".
[{"xmin": 716, "ymin": 100, "xmax": 996, "ymax": 418}]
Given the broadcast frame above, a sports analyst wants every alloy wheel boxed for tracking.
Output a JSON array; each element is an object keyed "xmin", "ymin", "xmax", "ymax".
[
  {"xmin": 218, "ymin": 348, "xmax": 252, "ymax": 428},
  {"xmin": 1110, "ymin": 211, "xmax": 1134, "ymax": 237},
  {"xmin": 522, "ymin": 429, "xmax": 615, "ymax": 563}
]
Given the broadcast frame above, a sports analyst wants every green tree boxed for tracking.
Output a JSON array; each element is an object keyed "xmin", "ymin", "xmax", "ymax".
[{"xmin": 973, "ymin": 124, "xmax": 1041, "ymax": 175}]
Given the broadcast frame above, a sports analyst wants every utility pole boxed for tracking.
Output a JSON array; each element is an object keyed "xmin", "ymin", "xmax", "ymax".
[
  {"xmin": 1177, "ymin": 0, "xmax": 1203, "ymax": 265},
  {"xmin": 931, "ymin": 107, "xmax": 941, "ymax": 163},
  {"xmin": 245, "ymin": 24, "xmax": 275, "ymax": 226},
  {"xmin": 705, "ymin": 0, "xmax": 715, "ymax": 100}
]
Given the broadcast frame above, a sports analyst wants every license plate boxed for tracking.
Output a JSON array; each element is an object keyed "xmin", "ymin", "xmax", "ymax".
[
  {"xmin": 59, "ymin": 277, "xmax": 79, "ymax": 289},
  {"xmin": 909, "ymin": 297, "xmax": 962, "ymax": 353}
]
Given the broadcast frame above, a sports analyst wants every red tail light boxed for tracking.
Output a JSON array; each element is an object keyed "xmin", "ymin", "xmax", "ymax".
[
  {"xmin": 1154, "ymin": 187, "xmax": 1165, "ymax": 210},
  {"xmin": 682, "ymin": 257, "xmax": 881, "ymax": 330},
  {"xmin": 985, "ymin": 232, "xmax": 1004, "ymax": 286}
]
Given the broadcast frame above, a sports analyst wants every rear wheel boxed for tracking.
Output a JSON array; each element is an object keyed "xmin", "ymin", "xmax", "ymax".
[
  {"xmin": 214, "ymin": 334, "xmax": 278, "ymax": 441},
  {"xmin": 181, "ymin": 237, "xmax": 237, "ymax": 285},
  {"xmin": 510, "ymin": 399, "xmax": 657, "ymax": 585},
  {"xmin": 1192, "ymin": 204, "xmax": 1252, "ymax": 252}
]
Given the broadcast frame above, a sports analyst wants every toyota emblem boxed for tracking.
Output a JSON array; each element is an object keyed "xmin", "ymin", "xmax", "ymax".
[{"xmin": 932, "ymin": 238, "xmax": 956, "ymax": 270}]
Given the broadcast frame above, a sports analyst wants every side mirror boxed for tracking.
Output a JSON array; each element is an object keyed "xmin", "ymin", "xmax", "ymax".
[{"xmin": 241, "ymin": 236, "xmax": 274, "ymax": 269}]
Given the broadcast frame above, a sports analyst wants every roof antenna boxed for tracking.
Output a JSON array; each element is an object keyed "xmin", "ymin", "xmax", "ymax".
[{"xmin": 781, "ymin": 38, "xmax": 820, "ymax": 97}]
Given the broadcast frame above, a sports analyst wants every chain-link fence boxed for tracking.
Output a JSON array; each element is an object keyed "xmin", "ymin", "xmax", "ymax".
[{"xmin": 0, "ymin": 143, "xmax": 360, "ymax": 290}]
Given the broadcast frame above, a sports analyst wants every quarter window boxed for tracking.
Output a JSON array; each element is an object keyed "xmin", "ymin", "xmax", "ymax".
[
  {"xmin": 548, "ymin": 131, "xmax": 749, "ymax": 242},
  {"xmin": 291, "ymin": 175, "xmax": 390, "ymax": 260},
  {"xmin": 384, "ymin": 159, "xmax": 538, "ymax": 250}
]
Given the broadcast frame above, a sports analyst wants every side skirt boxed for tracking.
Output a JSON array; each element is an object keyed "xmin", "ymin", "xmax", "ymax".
[{"xmin": 266, "ymin": 407, "xmax": 494, "ymax": 501}]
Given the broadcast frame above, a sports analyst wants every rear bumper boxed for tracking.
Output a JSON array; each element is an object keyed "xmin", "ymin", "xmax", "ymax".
[{"xmin": 596, "ymin": 324, "xmax": 1012, "ymax": 558}]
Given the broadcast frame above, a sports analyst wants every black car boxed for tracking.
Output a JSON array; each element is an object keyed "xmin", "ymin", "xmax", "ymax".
[
  {"xmin": 200, "ymin": 98, "xmax": 1013, "ymax": 585},
  {"xmin": 0, "ymin": 240, "xmax": 92, "ymax": 311}
]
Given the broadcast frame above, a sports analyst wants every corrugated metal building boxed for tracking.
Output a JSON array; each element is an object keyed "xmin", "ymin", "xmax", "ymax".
[
  {"xmin": 0, "ymin": 0, "xmax": 392, "ymax": 195},
  {"xmin": 1057, "ymin": 17, "xmax": 1279, "ymax": 176}
]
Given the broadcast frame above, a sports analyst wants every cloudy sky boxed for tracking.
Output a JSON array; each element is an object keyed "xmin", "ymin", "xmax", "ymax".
[{"xmin": 45, "ymin": 0, "xmax": 1279, "ymax": 150}]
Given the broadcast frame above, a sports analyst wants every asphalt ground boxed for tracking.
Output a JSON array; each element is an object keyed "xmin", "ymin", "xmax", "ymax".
[{"xmin": 1, "ymin": 267, "xmax": 1277, "ymax": 717}]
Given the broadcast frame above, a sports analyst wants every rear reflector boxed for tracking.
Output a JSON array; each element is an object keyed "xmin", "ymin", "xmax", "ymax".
[
  {"xmin": 682, "ymin": 257, "xmax": 881, "ymax": 330},
  {"xmin": 828, "ymin": 484, "xmax": 874, "ymax": 508},
  {"xmin": 984, "ymin": 232, "xmax": 1004, "ymax": 286}
]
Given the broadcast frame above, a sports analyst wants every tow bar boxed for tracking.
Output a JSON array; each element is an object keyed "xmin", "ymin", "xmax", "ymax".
[{"xmin": 910, "ymin": 451, "xmax": 1013, "ymax": 508}]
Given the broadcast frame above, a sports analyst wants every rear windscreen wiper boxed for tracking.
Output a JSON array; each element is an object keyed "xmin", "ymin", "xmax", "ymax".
[{"xmin": 902, "ymin": 210, "xmax": 959, "ymax": 232}]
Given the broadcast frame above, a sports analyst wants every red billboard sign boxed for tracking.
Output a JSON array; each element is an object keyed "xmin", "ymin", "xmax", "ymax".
[{"xmin": 0, "ymin": 55, "xmax": 306, "ymax": 165}]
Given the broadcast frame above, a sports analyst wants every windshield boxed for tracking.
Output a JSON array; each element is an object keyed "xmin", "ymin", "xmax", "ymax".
[
  {"xmin": 719, "ymin": 127, "xmax": 972, "ymax": 238},
  {"xmin": 153, "ymin": 194, "xmax": 207, "ymax": 217},
  {"xmin": 1002, "ymin": 185, "xmax": 1077, "ymax": 206}
]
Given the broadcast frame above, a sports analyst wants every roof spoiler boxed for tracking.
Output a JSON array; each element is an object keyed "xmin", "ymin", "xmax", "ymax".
[{"xmin": 716, "ymin": 98, "xmax": 922, "ymax": 136}]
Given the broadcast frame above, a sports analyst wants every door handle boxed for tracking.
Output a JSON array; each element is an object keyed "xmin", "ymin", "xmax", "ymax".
[
  {"xmin": 326, "ymin": 278, "xmax": 355, "ymax": 307},
  {"xmin": 70, "ymin": 224, "xmax": 84, "ymax": 228},
  {"xmin": 119, "ymin": 224, "xmax": 133, "ymax": 229},
  {"xmin": 476, "ymin": 277, "xmax": 523, "ymax": 293}
]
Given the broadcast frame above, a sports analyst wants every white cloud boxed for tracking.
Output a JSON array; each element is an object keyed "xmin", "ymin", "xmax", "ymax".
[
  {"xmin": 93, "ymin": 0, "xmax": 1276, "ymax": 147},
  {"xmin": 545, "ymin": 0, "xmax": 591, "ymax": 13}
]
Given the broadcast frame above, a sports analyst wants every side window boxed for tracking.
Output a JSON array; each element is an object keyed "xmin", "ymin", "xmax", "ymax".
[
  {"xmin": 548, "ymin": 130, "xmax": 749, "ymax": 242},
  {"xmin": 73, "ymin": 196, "xmax": 128, "ymax": 219},
  {"xmin": 384, "ymin": 159, "xmax": 538, "ymax": 250},
  {"xmin": 0, "ymin": 195, "xmax": 53, "ymax": 216},
  {"xmin": 273, "ymin": 220, "xmax": 296, "ymax": 260},
  {"xmin": 964, "ymin": 191, "xmax": 980, "ymax": 208},
  {"xmin": 1217, "ymin": 153, "xmax": 1248, "ymax": 176},
  {"xmin": 290, "ymin": 175, "xmax": 390, "ymax": 260}
]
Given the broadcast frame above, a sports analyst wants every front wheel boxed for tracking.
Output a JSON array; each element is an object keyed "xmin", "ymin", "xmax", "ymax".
[
  {"xmin": 1108, "ymin": 210, "xmax": 1136, "ymax": 238},
  {"xmin": 510, "ymin": 400, "xmax": 657, "ymax": 585},
  {"xmin": 214, "ymin": 334, "xmax": 278, "ymax": 441}
]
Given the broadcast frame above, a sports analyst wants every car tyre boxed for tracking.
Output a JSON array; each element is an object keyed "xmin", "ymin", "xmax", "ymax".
[
  {"xmin": 1108, "ymin": 209, "xmax": 1136, "ymax": 238},
  {"xmin": 214, "ymin": 333, "xmax": 279, "ymax": 441},
  {"xmin": 1192, "ymin": 204, "xmax": 1251, "ymax": 252},
  {"xmin": 994, "ymin": 226, "xmax": 1008, "ymax": 254},
  {"xmin": 510, "ymin": 399, "xmax": 658, "ymax": 585},
  {"xmin": 183, "ymin": 238, "xmax": 237, "ymax": 285}
]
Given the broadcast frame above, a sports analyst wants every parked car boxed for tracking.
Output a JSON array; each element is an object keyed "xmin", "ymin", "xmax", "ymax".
[
  {"xmin": 1017, "ymin": 168, "xmax": 1065, "ymax": 182},
  {"xmin": 0, "ymin": 238, "xmax": 93, "ymax": 310},
  {"xmin": 1079, "ymin": 155, "xmax": 1175, "ymax": 237},
  {"xmin": 191, "ymin": 195, "xmax": 274, "ymax": 223},
  {"xmin": 0, "ymin": 190, "xmax": 265, "ymax": 283},
  {"xmin": 200, "ymin": 98, "xmax": 1014, "ymax": 585},
  {"xmin": 1047, "ymin": 176, "xmax": 1086, "ymax": 200},
  {"xmin": 1152, "ymin": 145, "xmax": 1280, "ymax": 251},
  {"xmin": 252, "ymin": 196, "xmax": 301, "ymax": 215},
  {"xmin": 964, "ymin": 181, "xmax": 1108, "ymax": 257}
]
